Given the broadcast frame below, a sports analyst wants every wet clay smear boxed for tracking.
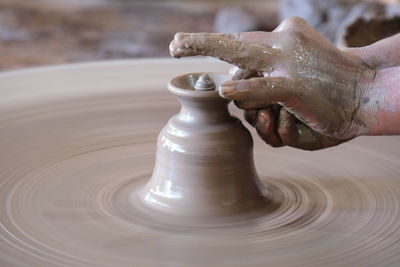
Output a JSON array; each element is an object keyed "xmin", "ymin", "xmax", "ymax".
[{"xmin": 1, "ymin": 61, "xmax": 400, "ymax": 266}]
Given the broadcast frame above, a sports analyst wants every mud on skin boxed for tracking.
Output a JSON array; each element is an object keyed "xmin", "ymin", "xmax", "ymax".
[{"xmin": 169, "ymin": 17, "xmax": 400, "ymax": 150}]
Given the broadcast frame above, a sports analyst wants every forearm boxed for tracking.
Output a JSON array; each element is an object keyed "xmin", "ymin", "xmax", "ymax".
[
  {"xmin": 362, "ymin": 66, "xmax": 400, "ymax": 135},
  {"xmin": 344, "ymin": 34, "xmax": 400, "ymax": 69}
]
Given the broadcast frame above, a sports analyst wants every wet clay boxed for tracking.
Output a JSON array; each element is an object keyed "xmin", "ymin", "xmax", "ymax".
[
  {"xmin": 170, "ymin": 32, "xmax": 281, "ymax": 73},
  {"xmin": 2, "ymin": 59, "xmax": 400, "ymax": 266},
  {"xmin": 139, "ymin": 72, "xmax": 270, "ymax": 220}
]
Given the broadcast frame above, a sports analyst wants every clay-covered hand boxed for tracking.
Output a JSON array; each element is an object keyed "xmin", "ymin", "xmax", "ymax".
[
  {"xmin": 169, "ymin": 17, "xmax": 377, "ymax": 150},
  {"xmin": 238, "ymin": 103, "xmax": 347, "ymax": 150},
  {"xmin": 231, "ymin": 69, "xmax": 347, "ymax": 151}
]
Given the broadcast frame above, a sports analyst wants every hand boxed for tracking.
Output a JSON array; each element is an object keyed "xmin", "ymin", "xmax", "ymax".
[
  {"xmin": 228, "ymin": 67, "xmax": 347, "ymax": 150},
  {"xmin": 169, "ymin": 17, "xmax": 377, "ymax": 150},
  {"xmin": 230, "ymin": 67, "xmax": 347, "ymax": 151}
]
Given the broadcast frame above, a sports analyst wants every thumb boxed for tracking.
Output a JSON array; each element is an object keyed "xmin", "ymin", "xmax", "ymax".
[
  {"xmin": 229, "ymin": 66, "xmax": 258, "ymax": 81},
  {"xmin": 219, "ymin": 77, "xmax": 294, "ymax": 102}
]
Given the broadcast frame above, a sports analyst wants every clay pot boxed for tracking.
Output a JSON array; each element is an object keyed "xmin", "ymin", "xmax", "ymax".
[{"xmin": 139, "ymin": 73, "xmax": 268, "ymax": 217}]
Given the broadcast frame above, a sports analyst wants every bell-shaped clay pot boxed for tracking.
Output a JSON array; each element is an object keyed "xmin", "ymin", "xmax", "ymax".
[{"xmin": 140, "ymin": 73, "xmax": 269, "ymax": 217}]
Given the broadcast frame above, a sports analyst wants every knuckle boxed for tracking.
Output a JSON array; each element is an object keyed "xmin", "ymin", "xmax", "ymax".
[
  {"xmin": 174, "ymin": 32, "xmax": 186, "ymax": 42},
  {"xmin": 249, "ymin": 77, "xmax": 265, "ymax": 88},
  {"xmin": 228, "ymin": 66, "xmax": 241, "ymax": 79},
  {"xmin": 227, "ymin": 32, "xmax": 242, "ymax": 41},
  {"xmin": 292, "ymin": 31, "xmax": 307, "ymax": 44},
  {"xmin": 284, "ymin": 16, "xmax": 307, "ymax": 27},
  {"xmin": 278, "ymin": 127, "xmax": 290, "ymax": 136},
  {"xmin": 279, "ymin": 16, "xmax": 307, "ymax": 31}
]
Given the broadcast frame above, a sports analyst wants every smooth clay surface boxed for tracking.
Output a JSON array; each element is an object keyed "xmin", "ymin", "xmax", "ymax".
[
  {"xmin": 1, "ymin": 58, "xmax": 400, "ymax": 266},
  {"xmin": 139, "ymin": 72, "xmax": 270, "ymax": 221}
]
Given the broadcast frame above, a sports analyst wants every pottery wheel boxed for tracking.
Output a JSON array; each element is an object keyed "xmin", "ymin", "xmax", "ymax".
[{"xmin": 1, "ymin": 58, "xmax": 400, "ymax": 267}]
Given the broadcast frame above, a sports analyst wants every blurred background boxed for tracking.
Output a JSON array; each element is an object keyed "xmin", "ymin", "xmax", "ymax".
[{"xmin": 1, "ymin": 0, "xmax": 399, "ymax": 71}]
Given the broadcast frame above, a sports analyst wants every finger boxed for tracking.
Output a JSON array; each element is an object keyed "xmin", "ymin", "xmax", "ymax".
[
  {"xmin": 235, "ymin": 100, "xmax": 284, "ymax": 110},
  {"xmin": 219, "ymin": 77, "xmax": 294, "ymax": 102},
  {"xmin": 273, "ymin": 16, "xmax": 310, "ymax": 33},
  {"xmin": 234, "ymin": 100, "xmax": 282, "ymax": 111},
  {"xmin": 276, "ymin": 109, "xmax": 324, "ymax": 150},
  {"xmin": 229, "ymin": 66, "xmax": 258, "ymax": 81},
  {"xmin": 276, "ymin": 108, "xmax": 347, "ymax": 151},
  {"xmin": 255, "ymin": 109, "xmax": 283, "ymax": 147},
  {"xmin": 244, "ymin": 110, "xmax": 258, "ymax": 126},
  {"xmin": 294, "ymin": 123, "xmax": 327, "ymax": 151},
  {"xmin": 236, "ymin": 32, "xmax": 281, "ymax": 47},
  {"xmin": 277, "ymin": 108, "xmax": 299, "ymax": 147},
  {"xmin": 234, "ymin": 100, "xmax": 268, "ymax": 110},
  {"xmin": 224, "ymin": 31, "xmax": 277, "ymax": 46},
  {"xmin": 174, "ymin": 32, "xmax": 268, "ymax": 43},
  {"xmin": 171, "ymin": 31, "xmax": 279, "ymax": 52},
  {"xmin": 170, "ymin": 32, "xmax": 282, "ymax": 71},
  {"xmin": 296, "ymin": 123, "xmax": 348, "ymax": 150},
  {"xmin": 281, "ymin": 119, "xmax": 339, "ymax": 151}
]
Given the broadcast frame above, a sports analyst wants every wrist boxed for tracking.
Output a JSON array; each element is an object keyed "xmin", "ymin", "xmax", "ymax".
[
  {"xmin": 352, "ymin": 66, "xmax": 377, "ymax": 137},
  {"xmin": 359, "ymin": 66, "xmax": 400, "ymax": 135},
  {"xmin": 342, "ymin": 34, "xmax": 400, "ymax": 70}
]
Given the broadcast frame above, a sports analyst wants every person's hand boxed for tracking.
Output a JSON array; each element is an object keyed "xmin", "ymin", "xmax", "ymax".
[
  {"xmin": 228, "ymin": 67, "xmax": 348, "ymax": 151},
  {"xmin": 169, "ymin": 17, "xmax": 377, "ymax": 150}
]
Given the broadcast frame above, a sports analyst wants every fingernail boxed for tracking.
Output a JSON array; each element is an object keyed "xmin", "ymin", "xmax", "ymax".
[
  {"xmin": 169, "ymin": 42, "xmax": 177, "ymax": 56},
  {"xmin": 174, "ymin": 32, "xmax": 186, "ymax": 42},
  {"xmin": 258, "ymin": 111, "xmax": 268, "ymax": 123},
  {"xmin": 218, "ymin": 83, "xmax": 235, "ymax": 96}
]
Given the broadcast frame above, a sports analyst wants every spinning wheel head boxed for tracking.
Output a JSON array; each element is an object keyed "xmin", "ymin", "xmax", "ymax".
[{"xmin": 2, "ymin": 61, "xmax": 400, "ymax": 266}]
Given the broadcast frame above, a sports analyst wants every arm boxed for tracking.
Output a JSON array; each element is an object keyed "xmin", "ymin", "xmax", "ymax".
[
  {"xmin": 170, "ymin": 18, "xmax": 400, "ymax": 150},
  {"xmin": 343, "ymin": 34, "xmax": 400, "ymax": 69},
  {"xmin": 363, "ymin": 65, "xmax": 400, "ymax": 135},
  {"xmin": 344, "ymin": 34, "xmax": 400, "ymax": 135}
]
